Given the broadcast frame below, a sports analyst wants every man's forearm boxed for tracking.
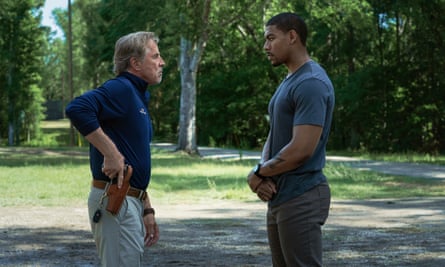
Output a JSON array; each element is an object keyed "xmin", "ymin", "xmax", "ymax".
[
  {"xmin": 258, "ymin": 125, "xmax": 322, "ymax": 177},
  {"xmin": 85, "ymin": 128, "xmax": 122, "ymax": 160},
  {"xmin": 261, "ymin": 149, "xmax": 304, "ymax": 177},
  {"xmin": 143, "ymin": 194, "xmax": 153, "ymax": 209},
  {"xmin": 86, "ymin": 127, "xmax": 125, "ymax": 183}
]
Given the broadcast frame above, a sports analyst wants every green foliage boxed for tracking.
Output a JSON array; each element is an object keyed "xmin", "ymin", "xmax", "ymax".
[
  {"xmin": 305, "ymin": 0, "xmax": 445, "ymax": 154},
  {"xmin": 1, "ymin": 0, "xmax": 444, "ymax": 154},
  {"xmin": 27, "ymin": 119, "xmax": 74, "ymax": 147},
  {"xmin": 0, "ymin": 0, "xmax": 46, "ymax": 145},
  {"xmin": 198, "ymin": 55, "xmax": 275, "ymax": 148},
  {"xmin": 196, "ymin": 0, "xmax": 280, "ymax": 148}
]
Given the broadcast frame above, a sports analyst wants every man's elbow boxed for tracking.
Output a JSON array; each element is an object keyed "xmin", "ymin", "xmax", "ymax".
[
  {"xmin": 297, "ymin": 153, "xmax": 311, "ymax": 165},
  {"xmin": 65, "ymin": 102, "xmax": 76, "ymax": 120},
  {"xmin": 293, "ymin": 149, "xmax": 314, "ymax": 166}
]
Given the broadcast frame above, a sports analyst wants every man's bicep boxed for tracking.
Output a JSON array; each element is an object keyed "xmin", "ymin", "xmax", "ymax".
[{"xmin": 290, "ymin": 124, "xmax": 323, "ymax": 156}]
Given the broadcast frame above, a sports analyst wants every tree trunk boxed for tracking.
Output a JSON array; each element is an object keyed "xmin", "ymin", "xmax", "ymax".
[
  {"xmin": 176, "ymin": 0, "xmax": 211, "ymax": 155},
  {"xmin": 177, "ymin": 37, "xmax": 198, "ymax": 154},
  {"xmin": 7, "ymin": 32, "xmax": 15, "ymax": 146}
]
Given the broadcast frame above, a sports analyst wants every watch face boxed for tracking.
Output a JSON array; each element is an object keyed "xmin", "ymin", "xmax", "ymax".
[{"xmin": 253, "ymin": 164, "xmax": 260, "ymax": 173}]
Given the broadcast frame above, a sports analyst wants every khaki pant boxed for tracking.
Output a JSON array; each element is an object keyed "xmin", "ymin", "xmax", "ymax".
[
  {"xmin": 88, "ymin": 186, "xmax": 145, "ymax": 267},
  {"xmin": 267, "ymin": 183, "xmax": 331, "ymax": 267}
]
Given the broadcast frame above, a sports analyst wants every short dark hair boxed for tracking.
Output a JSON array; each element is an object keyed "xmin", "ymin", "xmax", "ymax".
[{"xmin": 266, "ymin": 12, "xmax": 308, "ymax": 46}]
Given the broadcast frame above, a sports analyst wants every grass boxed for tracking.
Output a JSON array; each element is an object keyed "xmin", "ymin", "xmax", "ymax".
[
  {"xmin": 0, "ymin": 146, "xmax": 444, "ymax": 207},
  {"xmin": 324, "ymin": 163, "xmax": 445, "ymax": 199},
  {"xmin": 365, "ymin": 153, "xmax": 445, "ymax": 165},
  {"xmin": 328, "ymin": 150, "xmax": 445, "ymax": 165},
  {"xmin": 0, "ymin": 119, "xmax": 442, "ymax": 206}
]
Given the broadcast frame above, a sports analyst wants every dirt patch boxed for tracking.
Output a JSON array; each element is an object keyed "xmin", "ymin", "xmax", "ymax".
[{"xmin": 1, "ymin": 198, "xmax": 444, "ymax": 266}]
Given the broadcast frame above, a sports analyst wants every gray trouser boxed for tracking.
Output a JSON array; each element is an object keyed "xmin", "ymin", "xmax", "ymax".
[
  {"xmin": 267, "ymin": 183, "xmax": 331, "ymax": 267},
  {"xmin": 88, "ymin": 186, "xmax": 145, "ymax": 267}
]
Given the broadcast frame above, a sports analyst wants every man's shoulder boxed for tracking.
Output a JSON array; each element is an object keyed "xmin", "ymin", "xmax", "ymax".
[
  {"xmin": 300, "ymin": 61, "xmax": 328, "ymax": 79},
  {"xmin": 297, "ymin": 62, "xmax": 333, "ymax": 91},
  {"xmin": 100, "ymin": 76, "xmax": 132, "ymax": 91}
]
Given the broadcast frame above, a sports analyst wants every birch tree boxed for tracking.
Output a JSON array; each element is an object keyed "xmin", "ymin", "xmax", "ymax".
[{"xmin": 176, "ymin": 0, "xmax": 211, "ymax": 154}]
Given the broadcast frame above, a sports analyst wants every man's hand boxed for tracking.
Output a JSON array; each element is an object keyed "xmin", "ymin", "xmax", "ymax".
[
  {"xmin": 247, "ymin": 170, "xmax": 263, "ymax": 192},
  {"xmin": 144, "ymin": 214, "xmax": 159, "ymax": 247},
  {"xmin": 247, "ymin": 170, "xmax": 277, "ymax": 201},
  {"xmin": 256, "ymin": 179, "xmax": 276, "ymax": 201},
  {"xmin": 85, "ymin": 128, "xmax": 126, "ymax": 188},
  {"xmin": 101, "ymin": 155, "xmax": 125, "ymax": 188}
]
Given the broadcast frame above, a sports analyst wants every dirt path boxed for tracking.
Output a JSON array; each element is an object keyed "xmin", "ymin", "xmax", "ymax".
[
  {"xmin": 1, "ymin": 145, "xmax": 444, "ymax": 266},
  {"xmin": 1, "ymin": 198, "xmax": 444, "ymax": 266}
]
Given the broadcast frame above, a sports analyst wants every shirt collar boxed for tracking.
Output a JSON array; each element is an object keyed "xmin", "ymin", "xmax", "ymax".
[{"xmin": 119, "ymin": 72, "xmax": 148, "ymax": 93}]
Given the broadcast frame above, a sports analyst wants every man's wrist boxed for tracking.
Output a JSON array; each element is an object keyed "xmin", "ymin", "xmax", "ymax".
[
  {"xmin": 143, "ymin": 208, "xmax": 155, "ymax": 216},
  {"xmin": 253, "ymin": 163, "xmax": 268, "ymax": 179}
]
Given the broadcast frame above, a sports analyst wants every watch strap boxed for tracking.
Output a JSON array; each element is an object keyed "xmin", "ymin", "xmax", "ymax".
[{"xmin": 254, "ymin": 163, "xmax": 268, "ymax": 179}]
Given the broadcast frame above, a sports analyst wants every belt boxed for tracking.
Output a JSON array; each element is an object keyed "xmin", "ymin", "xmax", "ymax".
[{"xmin": 92, "ymin": 180, "xmax": 147, "ymax": 201}]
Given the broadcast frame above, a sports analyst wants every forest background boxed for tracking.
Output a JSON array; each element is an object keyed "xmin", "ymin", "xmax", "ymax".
[{"xmin": 1, "ymin": 0, "xmax": 444, "ymax": 155}]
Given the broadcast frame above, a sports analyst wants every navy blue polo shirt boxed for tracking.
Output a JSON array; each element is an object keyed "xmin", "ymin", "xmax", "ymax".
[{"xmin": 65, "ymin": 72, "xmax": 153, "ymax": 190}]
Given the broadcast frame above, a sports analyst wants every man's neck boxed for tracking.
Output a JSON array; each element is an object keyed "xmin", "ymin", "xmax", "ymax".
[{"xmin": 286, "ymin": 54, "xmax": 311, "ymax": 75}]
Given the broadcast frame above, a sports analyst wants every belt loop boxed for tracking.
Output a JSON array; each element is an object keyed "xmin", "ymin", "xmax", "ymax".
[
  {"xmin": 140, "ymin": 191, "xmax": 147, "ymax": 201},
  {"xmin": 137, "ymin": 190, "xmax": 144, "ymax": 200}
]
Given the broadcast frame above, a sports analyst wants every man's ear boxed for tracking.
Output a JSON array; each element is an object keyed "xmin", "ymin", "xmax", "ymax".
[
  {"xmin": 130, "ymin": 57, "xmax": 140, "ymax": 71},
  {"xmin": 288, "ymin": 29, "xmax": 299, "ymax": 45}
]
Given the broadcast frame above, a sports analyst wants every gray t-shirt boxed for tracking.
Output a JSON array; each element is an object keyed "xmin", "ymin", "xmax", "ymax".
[{"xmin": 267, "ymin": 60, "xmax": 335, "ymax": 207}]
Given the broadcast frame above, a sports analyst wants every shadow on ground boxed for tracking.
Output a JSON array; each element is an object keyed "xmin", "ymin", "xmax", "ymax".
[
  {"xmin": 0, "ymin": 227, "xmax": 96, "ymax": 266},
  {"xmin": 1, "ymin": 198, "xmax": 444, "ymax": 266}
]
